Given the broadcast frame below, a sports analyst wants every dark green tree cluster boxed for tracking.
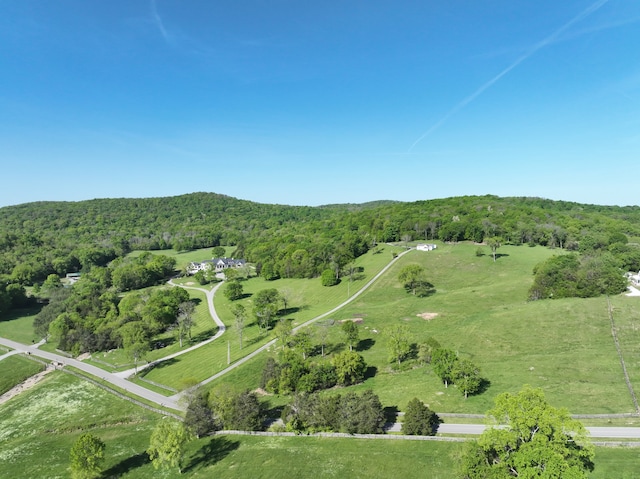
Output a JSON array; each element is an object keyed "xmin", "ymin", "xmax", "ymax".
[
  {"xmin": 33, "ymin": 267, "xmax": 189, "ymax": 355},
  {"xmin": 529, "ymin": 252, "xmax": 628, "ymax": 300},
  {"xmin": 0, "ymin": 279, "xmax": 30, "ymax": 316},
  {"xmin": 183, "ymin": 386, "xmax": 265, "ymax": 436},
  {"xmin": 110, "ymin": 252, "xmax": 176, "ymax": 292},
  {"xmin": 282, "ymin": 389, "xmax": 386, "ymax": 434},
  {"xmin": 401, "ymin": 398, "xmax": 439, "ymax": 436}
]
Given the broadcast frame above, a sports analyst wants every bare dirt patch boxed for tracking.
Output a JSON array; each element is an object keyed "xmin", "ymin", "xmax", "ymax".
[
  {"xmin": 339, "ymin": 318, "xmax": 364, "ymax": 324},
  {"xmin": 0, "ymin": 368, "xmax": 54, "ymax": 406},
  {"xmin": 417, "ymin": 312, "xmax": 439, "ymax": 321},
  {"xmin": 186, "ymin": 281, "xmax": 195, "ymax": 286}
]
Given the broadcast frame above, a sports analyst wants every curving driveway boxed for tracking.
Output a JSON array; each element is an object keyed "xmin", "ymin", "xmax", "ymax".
[{"xmin": 113, "ymin": 280, "xmax": 226, "ymax": 378}]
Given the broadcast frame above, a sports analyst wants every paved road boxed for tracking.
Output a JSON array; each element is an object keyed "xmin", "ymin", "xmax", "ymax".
[
  {"xmin": 0, "ymin": 337, "xmax": 183, "ymax": 411},
  {"xmin": 386, "ymin": 422, "xmax": 640, "ymax": 439}
]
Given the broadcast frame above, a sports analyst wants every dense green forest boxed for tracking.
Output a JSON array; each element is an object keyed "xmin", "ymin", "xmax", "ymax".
[{"xmin": 2, "ymin": 192, "xmax": 640, "ymax": 318}]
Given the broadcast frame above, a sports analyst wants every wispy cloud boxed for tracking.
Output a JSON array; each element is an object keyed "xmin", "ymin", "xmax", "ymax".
[
  {"xmin": 150, "ymin": 0, "xmax": 171, "ymax": 45},
  {"xmin": 408, "ymin": 0, "xmax": 612, "ymax": 152}
]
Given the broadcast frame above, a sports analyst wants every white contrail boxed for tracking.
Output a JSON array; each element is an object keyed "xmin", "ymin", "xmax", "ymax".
[
  {"xmin": 151, "ymin": 0, "xmax": 170, "ymax": 43},
  {"xmin": 408, "ymin": 0, "xmax": 612, "ymax": 152}
]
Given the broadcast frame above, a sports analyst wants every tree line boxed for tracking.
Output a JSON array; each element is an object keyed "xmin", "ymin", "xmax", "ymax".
[{"xmin": 3, "ymin": 193, "xmax": 640, "ymax": 317}]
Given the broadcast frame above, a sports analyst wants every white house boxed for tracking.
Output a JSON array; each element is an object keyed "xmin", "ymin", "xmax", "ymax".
[
  {"xmin": 416, "ymin": 243, "xmax": 437, "ymax": 252},
  {"xmin": 187, "ymin": 257, "xmax": 246, "ymax": 275}
]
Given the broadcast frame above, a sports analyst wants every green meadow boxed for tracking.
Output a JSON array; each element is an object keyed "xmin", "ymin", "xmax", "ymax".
[
  {"xmin": 211, "ymin": 243, "xmax": 637, "ymax": 415},
  {"xmin": 1, "ymin": 372, "xmax": 639, "ymax": 478}
]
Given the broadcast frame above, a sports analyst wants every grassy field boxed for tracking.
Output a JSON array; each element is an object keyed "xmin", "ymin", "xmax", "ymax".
[
  {"xmin": 1, "ymin": 371, "xmax": 639, "ymax": 478},
  {"xmin": 0, "ymin": 354, "xmax": 44, "ymax": 395},
  {"xmin": 0, "ymin": 305, "xmax": 42, "ymax": 344},
  {"xmin": 211, "ymin": 243, "xmax": 637, "ymax": 415}
]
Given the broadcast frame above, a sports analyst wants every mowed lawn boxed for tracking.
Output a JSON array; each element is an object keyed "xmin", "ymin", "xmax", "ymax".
[
  {"xmin": 0, "ymin": 305, "xmax": 42, "ymax": 344},
  {"xmin": 0, "ymin": 354, "xmax": 44, "ymax": 395},
  {"xmin": 213, "ymin": 243, "xmax": 636, "ymax": 415}
]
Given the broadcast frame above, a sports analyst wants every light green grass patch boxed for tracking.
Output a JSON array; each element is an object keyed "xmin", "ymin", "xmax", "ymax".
[
  {"xmin": 0, "ymin": 306, "xmax": 42, "ymax": 343},
  {"xmin": 0, "ymin": 354, "xmax": 44, "ymax": 395}
]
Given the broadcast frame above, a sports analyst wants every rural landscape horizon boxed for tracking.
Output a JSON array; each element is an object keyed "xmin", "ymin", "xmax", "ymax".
[
  {"xmin": 2, "ymin": 0, "xmax": 640, "ymax": 477},
  {"xmin": 2, "ymin": 192, "xmax": 640, "ymax": 477}
]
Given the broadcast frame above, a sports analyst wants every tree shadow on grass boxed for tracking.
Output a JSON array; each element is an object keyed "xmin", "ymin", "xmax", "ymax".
[
  {"xmin": 278, "ymin": 306, "xmax": 307, "ymax": 317},
  {"xmin": 356, "ymin": 338, "xmax": 375, "ymax": 352},
  {"xmin": 364, "ymin": 366, "xmax": 377, "ymax": 380},
  {"xmin": 143, "ymin": 357, "xmax": 179, "ymax": 373},
  {"xmin": 101, "ymin": 451, "xmax": 150, "ymax": 478},
  {"xmin": 182, "ymin": 436, "xmax": 240, "ymax": 473},
  {"xmin": 152, "ymin": 337, "xmax": 176, "ymax": 350},
  {"xmin": 475, "ymin": 378, "xmax": 492, "ymax": 396},
  {"xmin": 190, "ymin": 328, "xmax": 217, "ymax": 343}
]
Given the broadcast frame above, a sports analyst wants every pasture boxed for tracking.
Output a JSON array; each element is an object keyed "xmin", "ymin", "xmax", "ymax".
[
  {"xmin": 211, "ymin": 243, "xmax": 637, "ymax": 415},
  {"xmin": 1, "ymin": 372, "xmax": 639, "ymax": 478}
]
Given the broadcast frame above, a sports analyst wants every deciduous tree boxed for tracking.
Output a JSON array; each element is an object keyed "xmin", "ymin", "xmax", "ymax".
[
  {"xmin": 432, "ymin": 348, "xmax": 458, "ymax": 388},
  {"xmin": 452, "ymin": 358, "xmax": 482, "ymax": 399},
  {"xmin": 398, "ymin": 264, "xmax": 427, "ymax": 295},
  {"xmin": 147, "ymin": 420, "xmax": 191, "ymax": 474},
  {"xmin": 224, "ymin": 280, "xmax": 243, "ymax": 301},
  {"xmin": 460, "ymin": 386, "xmax": 594, "ymax": 478},
  {"xmin": 332, "ymin": 350, "xmax": 366, "ymax": 386},
  {"xmin": 69, "ymin": 433, "xmax": 106, "ymax": 479},
  {"xmin": 231, "ymin": 303, "xmax": 246, "ymax": 349},
  {"xmin": 486, "ymin": 236, "xmax": 502, "ymax": 262},
  {"xmin": 386, "ymin": 324, "xmax": 411, "ymax": 366},
  {"xmin": 341, "ymin": 321, "xmax": 359, "ymax": 351}
]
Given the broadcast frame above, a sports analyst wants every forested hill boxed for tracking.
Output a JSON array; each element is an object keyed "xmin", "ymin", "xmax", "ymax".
[{"xmin": 2, "ymin": 192, "xmax": 640, "ymax": 290}]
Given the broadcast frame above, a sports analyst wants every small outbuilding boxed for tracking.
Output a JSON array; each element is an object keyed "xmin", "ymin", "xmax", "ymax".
[{"xmin": 416, "ymin": 243, "xmax": 437, "ymax": 252}]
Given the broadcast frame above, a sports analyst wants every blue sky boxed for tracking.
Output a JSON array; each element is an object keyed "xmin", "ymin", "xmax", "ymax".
[{"xmin": 1, "ymin": 0, "xmax": 639, "ymax": 207}]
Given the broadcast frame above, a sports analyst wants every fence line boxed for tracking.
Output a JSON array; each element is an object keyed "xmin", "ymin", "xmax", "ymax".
[
  {"xmin": 607, "ymin": 296, "xmax": 640, "ymax": 413},
  {"xmin": 61, "ymin": 368, "xmax": 182, "ymax": 421}
]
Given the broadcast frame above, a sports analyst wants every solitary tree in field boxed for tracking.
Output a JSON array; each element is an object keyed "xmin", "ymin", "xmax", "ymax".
[
  {"xmin": 486, "ymin": 236, "xmax": 502, "ymax": 262},
  {"xmin": 176, "ymin": 300, "xmax": 196, "ymax": 347},
  {"xmin": 341, "ymin": 321, "xmax": 359, "ymax": 351},
  {"xmin": 398, "ymin": 264, "xmax": 427, "ymax": 295},
  {"xmin": 69, "ymin": 433, "xmax": 106, "ymax": 479},
  {"xmin": 460, "ymin": 386, "xmax": 594, "ymax": 478},
  {"xmin": 386, "ymin": 324, "xmax": 411, "ymax": 366},
  {"xmin": 224, "ymin": 280, "xmax": 244, "ymax": 301},
  {"xmin": 147, "ymin": 420, "xmax": 191, "ymax": 474}
]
